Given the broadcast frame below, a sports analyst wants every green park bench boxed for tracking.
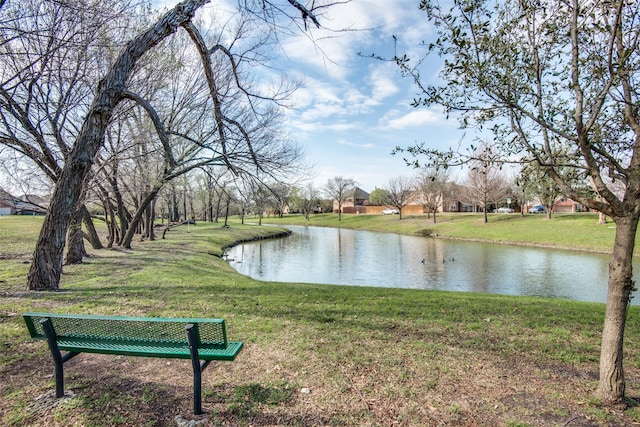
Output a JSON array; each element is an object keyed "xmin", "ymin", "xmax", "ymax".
[{"xmin": 23, "ymin": 312, "xmax": 243, "ymax": 415}]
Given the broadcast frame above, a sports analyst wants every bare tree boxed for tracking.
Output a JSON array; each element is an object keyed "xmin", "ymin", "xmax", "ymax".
[
  {"xmin": 296, "ymin": 182, "xmax": 320, "ymax": 220},
  {"xmin": 462, "ymin": 158, "xmax": 509, "ymax": 224},
  {"xmin": 517, "ymin": 163, "xmax": 562, "ymax": 220},
  {"xmin": 0, "ymin": 0, "xmax": 143, "ymax": 263},
  {"xmin": 415, "ymin": 167, "xmax": 451, "ymax": 223},
  {"xmin": 324, "ymin": 176, "xmax": 355, "ymax": 221},
  {"xmin": 3, "ymin": 0, "xmax": 331, "ymax": 290},
  {"xmin": 382, "ymin": 176, "xmax": 415, "ymax": 220},
  {"xmin": 277, "ymin": 183, "xmax": 295, "ymax": 217}
]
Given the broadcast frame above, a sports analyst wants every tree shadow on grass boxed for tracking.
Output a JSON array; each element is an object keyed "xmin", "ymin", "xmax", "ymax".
[{"xmin": 6, "ymin": 352, "xmax": 349, "ymax": 427}]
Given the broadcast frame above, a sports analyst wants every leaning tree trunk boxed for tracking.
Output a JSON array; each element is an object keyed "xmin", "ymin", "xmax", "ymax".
[
  {"xmin": 122, "ymin": 183, "xmax": 164, "ymax": 249},
  {"xmin": 27, "ymin": 0, "xmax": 208, "ymax": 291},
  {"xmin": 111, "ymin": 172, "xmax": 129, "ymax": 246},
  {"xmin": 64, "ymin": 206, "xmax": 87, "ymax": 265},
  {"xmin": 596, "ymin": 214, "xmax": 639, "ymax": 402},
  {"xmin": 28, "ymin": 167, "xmax": 88, "ymax": 290},
  {"xmin": 81, "ymin": 204, "xmax": 103, "ymax": 249}
]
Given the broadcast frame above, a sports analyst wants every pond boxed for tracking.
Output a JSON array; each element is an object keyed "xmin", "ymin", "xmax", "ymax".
[{"xmin": 225, "ymin": 225, "xmax": 640, "ymax": 305}]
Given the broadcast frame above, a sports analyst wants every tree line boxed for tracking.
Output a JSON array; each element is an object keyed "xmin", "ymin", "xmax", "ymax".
[
  {"xmin": 0, "ymin": 0, "xmax": 329, "ymax": 289},
  {"xmin": 324, "ymin": 143, "xmax": 583, "ymax": 223}
]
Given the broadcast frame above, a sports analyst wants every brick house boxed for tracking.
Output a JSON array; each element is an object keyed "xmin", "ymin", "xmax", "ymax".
[
  {"xmin": 335, "ymin": 187, "xmax": 370, "ymax": 214},
  {"xmin": 552, "ymin": 197, "xmax": 584, "ymax": 213}
]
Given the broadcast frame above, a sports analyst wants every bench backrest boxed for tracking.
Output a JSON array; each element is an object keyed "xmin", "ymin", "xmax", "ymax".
[{"xmin": 23, "ymin": 312, "xmax": 228, "ymax": 348}]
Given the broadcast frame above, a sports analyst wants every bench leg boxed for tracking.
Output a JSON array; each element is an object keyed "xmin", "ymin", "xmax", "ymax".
[
  {"xmin": 40, "ymin": 318, "xmax": 79, "ymax": 398},
  {"xmin": 186, "ymin": 324, "xmax": 212, "ymax": 415}
]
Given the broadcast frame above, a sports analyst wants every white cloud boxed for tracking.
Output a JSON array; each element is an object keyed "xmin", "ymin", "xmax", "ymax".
[
  {"xmin": 337, "ymin": 139, "xmax": 375, "ymax": 149},
  {"xmin": 279, "ymin": 0, "xmax": 428, "ymax": 79},
  {"xmin": 384, "ymin": 109, "xmax": 441, "ymax": 129},
  {"xmin": 364, "ymin": 63, "xmax": 400, "ymax": 106},
  {"xmin": 151, "ymin": 0, "xmax": 449, "ymax": 192}
]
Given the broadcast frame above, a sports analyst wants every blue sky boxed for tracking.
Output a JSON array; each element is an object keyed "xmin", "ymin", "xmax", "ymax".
[{"xmin": 155, "ymin": 0, "xmax": 469, "ymax": 193}]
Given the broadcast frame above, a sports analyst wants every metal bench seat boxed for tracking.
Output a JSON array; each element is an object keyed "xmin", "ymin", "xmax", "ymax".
[
  {"xmin": 23, "ymin": 312, "xmax": 243, "ymax": 414},
  {"xmin": 48, "ymin": 337, "xmax": 243, "ymax": 360}
]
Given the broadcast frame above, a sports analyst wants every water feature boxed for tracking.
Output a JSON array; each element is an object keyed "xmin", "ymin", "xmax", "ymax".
[{"xmin": 225, "ymin": 225, "xmax": 639, "ymax": 305}]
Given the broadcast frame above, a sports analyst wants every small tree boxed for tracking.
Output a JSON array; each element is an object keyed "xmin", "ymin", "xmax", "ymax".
[
  {"xmin": 324, "ymin": 176, "xmax": 355, "ymax": 221},
  {"xmin": 296, "ymin": 183, "xmax": 320, "ymax": 220},
  {"xmin": 382, "ymin": 176, "xmax": 415, "ymax": 220},
  {"xmin": 461, "ymin": 146, "xmax": 510, "ymax": 223},
  {"xmin": 269, "ymin": 183, "xmax": 293, "ymax": 218},
  {"xmin": 368, "ymin": 187, "xmax": 390, "ymax": 205},
  {"xmin": 416, "ymin": 167, "xmax": 451, "ymax": 223},
  {"xmin": 517, "ymin": 163, "xmax": 562, "ymax": 219}
]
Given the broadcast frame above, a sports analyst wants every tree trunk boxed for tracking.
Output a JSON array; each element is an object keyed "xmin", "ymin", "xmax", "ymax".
[
  {"xmin": 223, "ymin": 197, "xmax": 230, "ymax": 227},
  {"xmin": 599, "ymin": 211, "xmax": 607, "ymax": 224},
  {"xmin": 28, "ymin": 175, "xmax": 83, "ymax": 290},
  {"xmin": 81, "ymin": 204, "xmax": 103, "ymax": 249},
  {"xmin": 111, "ymin": 171, "xmax": 129, "ymax": 246},
  {"xmin": 596, "ymin": 215, "xmax": 638, "ymax": 402},
  {"xmin": 106, "ymin": 204, "xmax": 117, "ymax": 248},
  {"xmin": 149, "ymin": 199, "xmax": 156, "ymax": 241},
  {"xmin": 183, "ymin": 190, "xmax": 188, "ymax": 222},
  {"xmin": 27, "ymin": 0, "xmax": 207, "ymax": 291},
  {"xmin": 172, "ymin": 192, "xmax": 180, "ymax": 222},
  {"xmin": 214, "ymin": 191, "xmax": 222, "ymax": 223},
  {"xmin": 64, "ymin": 207, "xmax": 86, "ymax": 265},
  {"xmin": 122, "ymin": 184, "xmax": 164, "ymax": 249}
]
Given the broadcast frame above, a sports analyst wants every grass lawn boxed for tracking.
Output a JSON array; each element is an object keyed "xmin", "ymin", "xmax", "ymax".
[{"xmin": 1, "ymin": 214, "xmax": 639, "ymax": 426}]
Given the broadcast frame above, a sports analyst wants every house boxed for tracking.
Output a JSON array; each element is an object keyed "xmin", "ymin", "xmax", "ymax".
[
  {"xmin": 333, "ymin": 184, "xmax": 475, "ymax": 215},
  {"xmin": 334, "ymin": 187, "xmax": 370, "ymax": 214},
  {"xmin": 0, "ymin": 188, "xmax": 16, "ymax": 215},
  {"xmin": 0, "ymin": 198, "xmax": 13, "ymax": 216},
  {"xmin": 0, "ymin": 189, "xmax": 48, "ymax": 215},
  {"xmin": 553, "ymin": 197, "xmax": 583, "ymax": 213},
  {"xmin": 440, "ymin": 183, "xmax": 477, "ymax": 212},
  {"xmin": 525, "ymin": 197, "xmax": 585, "ymax": 213}
]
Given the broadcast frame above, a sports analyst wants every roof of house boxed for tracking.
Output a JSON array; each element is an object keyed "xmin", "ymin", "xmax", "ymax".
[
  {"xmin": 353, "ymin": 187, "xmax": 370, "ymax": 199},
  {"xmin": 0, "ymin": 188, "xmax": 49, "ymax": 213},
  {"xmin": 0, "ymin": 188, "xmax": 15, "ymax": 201}
]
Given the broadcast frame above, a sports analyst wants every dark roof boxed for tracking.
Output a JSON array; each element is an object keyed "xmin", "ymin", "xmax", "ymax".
[{"xmin": 353, "ymin": 187, "xmax": 370, "ymax": 199}]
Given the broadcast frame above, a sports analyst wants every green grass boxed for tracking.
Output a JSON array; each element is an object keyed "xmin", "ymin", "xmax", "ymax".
[{"xmin": 1, "ymin": 215, "xmax": 639, "ymax": 426}]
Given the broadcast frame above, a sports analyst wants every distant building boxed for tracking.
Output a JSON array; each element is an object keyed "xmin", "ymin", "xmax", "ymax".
[
  {"xmin": 0, "ymin": 188, "xmax": 48, "ymax": 215},
  {"xmin": 334, "ymin": 187, "xmax": 370, "ymax": 214},
  {"xmin": 553, "ymin": 197, "xmax": 583, "ymax": 213},
  {"xmin": 0, "ymin": 198, "xmax": 13, "ymax": 216}
]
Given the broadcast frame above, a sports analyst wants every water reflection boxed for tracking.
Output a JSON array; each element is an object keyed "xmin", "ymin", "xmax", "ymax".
[{"xmin": 226, "ymin": 225, "xmax": 636, "ymax": 305}]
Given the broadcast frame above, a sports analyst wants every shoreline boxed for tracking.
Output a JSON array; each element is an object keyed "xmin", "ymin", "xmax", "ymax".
[{"xmin": 427, "ymin": 233, "xmax": 615, "ymax": 256}]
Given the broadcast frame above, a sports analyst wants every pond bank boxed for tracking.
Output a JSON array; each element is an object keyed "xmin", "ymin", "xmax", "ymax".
[{"xmin": 261, "ymin": 212, "xmax": 632, "ymax": 256}]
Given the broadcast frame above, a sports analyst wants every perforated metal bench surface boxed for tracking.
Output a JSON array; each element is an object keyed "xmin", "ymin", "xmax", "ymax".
[{"xmin": 23, "ymin": 312, "xmax": 243, "ymax": 414}]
